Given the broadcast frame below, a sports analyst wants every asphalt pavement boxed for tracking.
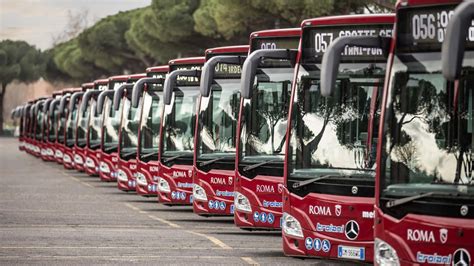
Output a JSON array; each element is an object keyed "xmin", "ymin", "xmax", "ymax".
[{"xmin": 0, "ymin": 138, "xmax": 351, "ymax": 265}]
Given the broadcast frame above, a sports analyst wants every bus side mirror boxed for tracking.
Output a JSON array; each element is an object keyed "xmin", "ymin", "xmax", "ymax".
[
  {"xmin": 49, "ymin": 99, "xmax": 60, "ymax": 118},
  {"xmin": 200, "ymin": 56, "xmax": 244, "ymax": 97},
  {"xmin": 58, "ymin": 96, "xmax": 70, "ymax": 115},
  {"xmin": 131, "ymin": 77, "xmax": 164, "ymax": 108},
  {"xmin": 113, "ymin": 83, "xmax": 133, "ymax": 111},
  {"xmin": 42, "ymin": 99, "xmax": 53, "ymax": 114},
  {"xmin": 240, "ymin": 49, "xmax": 297, "ymax": 99},
  {"xmin": 68, "ymin": 92, "xmax": 84, "ymax": 112},
  {"xmin": 164, "ymin": 69, "xmax": 200, "ymax": 105},
  {"xmin": 442, "ymin": 1, "xmax": 474, "ymax": 81},
  {"xmin": 97, "ymin": 90, "xmax": 114, "ymax": 115},
  {"xmin": 321, "ymin": 35, "xmax": 390, "ymax": 97},
  {"xmin": 80, "ymin": 90, "xmax": 100, "ymax": 115}
]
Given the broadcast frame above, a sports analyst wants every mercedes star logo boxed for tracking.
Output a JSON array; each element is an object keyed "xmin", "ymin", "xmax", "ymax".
[
  {"xmin": 344, "ymin": 220, "xmax": 359, "ymax": 240},
  {"xmin": 453, "ymin": 248, "xmax": 471, "ymax": 266}
]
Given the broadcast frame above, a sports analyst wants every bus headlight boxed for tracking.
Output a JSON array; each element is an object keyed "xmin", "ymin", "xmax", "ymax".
[
  {"xmin": 282, "ymin": 212, "xmax": 304, "ymax": 238},
  {"xmin": 63, "ymin": 154, "xmax": 71, "ymax": 163},
  {"xmin": 99, "ymin": 162, "xmax": 110, "ymax": 173},
  {"xmin": 234, "ymin": 192, "xmax": 251, "ymax": 213},
  {"xmin": 193, "ymin": 184, "xmax": 207, "ymax": 202},
  {"xmin": 85, "ymin": 157, "xmax": 95, "ymax": 168},
  {"xmin": 157, "ymin": 177, "xmax": 171, "ymax": 193},
  {"xmin": 47, "ymin": 148, "xmax": 54, "ymax": 156},
  {"xmin": 135, "ymin": 172, "xmax": 147, "ymax": 186},
  {"xmin": 74, "ymin": 155, "xmax": 83, "ymax": 165},
  {"xmin": 375, "ymin": 238, "xmax": 400, "ymax": 266},
  {"xmin": 55, "ymin": 150, "xmax": 63, "ymax": 158},
  {"xmin": 117, "ymin": 169, "xmax": 128, "ymax": 182}
]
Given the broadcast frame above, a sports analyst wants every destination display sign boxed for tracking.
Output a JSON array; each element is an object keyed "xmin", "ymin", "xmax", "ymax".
[
  {"xmin": 214, "ymin": 62, "xmax": 242, "ymax": 79},
  {"xmin": 170, "ymin": 64, "xmax": 202, "ymax": 86},
  {"xmin": 397, "ymin": 4, "xmax": 474, "ymax": 52},
  {"xmin": 251, "ymin": 36, "xmax": 300, "ymax": 52},
  {"xmin": 303, "ymin": 24, "xmax": 393, "ymax": 63}
]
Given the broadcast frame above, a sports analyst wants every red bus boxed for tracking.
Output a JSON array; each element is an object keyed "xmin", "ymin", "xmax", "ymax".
[
  {"xmin": 40, "ymin": 95, "xmax": 57, "ymax": 161},
  {"xmin": 115, "ymin": 73, "xmax": 147, "ymax": 191},
  {"xmin": 157, "ymin": 56, "xmax": 205, "ymax": 205},
  {"xmin": 281, "ymin": 15, "xmax": 394, "ymax": 262},
  {"xmin": 84, "ymin": 79, "xmax": 109, "ymax": 176},
  {"xmin": 46, "ymin": 96, "xmax": 62, "ymax": 161},
  {"xmin": 97, "ymin": 75, "xmax": 129, "ymax": 182},
  {"xmin": 31, "ymin": 97, "xmax": 48, "ymax": 157},
  {"xmin": 23, "ymin": 101, "xmax": 34, "ymax": 153},
  {"xmin": 55, "ymin": 88, "xmax": 79, "ymax": 164},
  {"xmin": 131, "ymin": 66, "xmax": 169, "ymax": 196},
  {"xmin": 73, "ymin": 83, "xmax": 95, "ymax": 171},
  {"xmin": 372, "ymin": 1, "xmax": 474, "ymax": 265},
  {"xmin": 63, "ymin": 90, "xmax": 84, "ymax": 169},
  {"xmin": 234, "ymin": 28, "xmax": 300, "ymax": 229},
  {"xmin": 192, "ymin": 45, "xmax": 248, "ymax": 216}
]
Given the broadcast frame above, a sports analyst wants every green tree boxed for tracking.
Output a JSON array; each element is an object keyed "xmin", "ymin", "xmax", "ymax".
[{"xmin": 0, "ymin": 40, "xmax": 45, "ymax": 134}]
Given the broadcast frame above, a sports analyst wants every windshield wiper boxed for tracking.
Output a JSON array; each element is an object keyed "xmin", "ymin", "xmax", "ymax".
[
  {"xmin": 122, "ymin": 150, "xmax": 137, "ymax": 158},
  {"xmin": 163, "ymin": 154, "xmax": 189, "ymax": 163},
  {"xmin": 291, "ymin": 175, "xmax": 337, "ymax": 189},
  {"xmin": 386, "ymin": 192, "xmax": 450, "ymax": 209},
  {"xmin": 104, "ymin": 145, "xmax": 117, "ymax": 152},
  {"xmin": 243, "ymin": 158, "xmax": 281, "ymax": 172},
  {"xmin": 89, "ymin": 143, "xmax": 101, "ymax": 149},
  {"xmin": 141, "ymin": 151, "xmax": 158, "ymax": 160},
  {"xmin": 200, "ymin": 156, "xmax": 233, "ymax": 167}
]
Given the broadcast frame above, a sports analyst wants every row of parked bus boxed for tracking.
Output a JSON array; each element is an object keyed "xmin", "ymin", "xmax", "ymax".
[{"xmin": 10, "ymin": 0, "xmax": 473, "ymax": 264}]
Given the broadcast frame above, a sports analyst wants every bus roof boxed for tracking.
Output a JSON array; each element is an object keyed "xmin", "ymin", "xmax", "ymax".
[
  {"xmin": 81, "ymin": 82, "xmax": 95, "ymax": 90},
  {"xmin": 250, "ymin": 28, "xmax": 301, "ymax": 39},
  {"xmin": 396, "ymin": 0, "xmax": 460, "ymax": 8},
  {"xmin": 146, "ymin": 65, "xmax": 169, "ymax": 74},
  {"xmin": 168, "ymin": 56, "xmax": 205, "ymax": 66},
  {"xmin": 205, "ymin": 45, "xmax": 249, "ymax": 56},
  {"xmin": 301, "ymin": 14, "xmax": 395, "ymax": 28},
  {"xmin": 94, "ymin": 79, "xmax": 109, "ymax": 85},
  {"xmin": 108, "ymin": 75, "xmax": 129, "ymax": 82},
  {"xmin": 128, "ymin": 73, "xmax": 147, "ymax": 80}
]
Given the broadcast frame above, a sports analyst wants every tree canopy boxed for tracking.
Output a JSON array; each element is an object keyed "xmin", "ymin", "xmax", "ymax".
[
  {"xmin": 0, "ymin": 40, "xmax": 47, "ymax": 133},
  {"xmin": 45, "ymin": 0, "xmax": 393, "ymax": 83}
]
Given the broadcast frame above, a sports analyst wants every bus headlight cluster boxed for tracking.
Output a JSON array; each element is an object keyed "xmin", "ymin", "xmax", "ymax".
[
  {"xmin": 135, "ymin": 172, "xmax": 147, "ymax": 186},
  {"xmin": 99, "ymin": 162, "xmax": 110, "ymax": 173},
  {"xmin": 74, "ymin": 155, "xmax": 83, "ymax": 165},
  {"xmin": 193, "ymin": 184, "xmax": 207, "ymax": 202},
  {"xmin": 85, "ymin": 157, "xmax": 95, "ymax": 168},
  {"xmin": 375, "ymin": 238, "xmax": 400, "ymax": 266},
  {"xmin": 63, "ymin": 154, "xmax": 71, "ymax": 163},
  {"xmin": 55, "ymin": 150, "xmax": 63, "ymax": 158},
  {"xmin": 117, "ymin": 169, "xmax": 128, "ymax": 182},
  {"xmin": 41, "ymin": 149, "xmax": 47, "ymax": 156},
  {"xmin": 157, "ymin": 177, "xmax": 170, "ymax": 193},
  {"xmin": 234, "ymin": 192, "xmax": 251, "ymax": 213},
  {"xmin": 282, "ymin": 212, "xmax": 303, "ymax": 238},
  {"xmin": 46, "ymin": 148, "xmax": 54, "ymax": 156}
]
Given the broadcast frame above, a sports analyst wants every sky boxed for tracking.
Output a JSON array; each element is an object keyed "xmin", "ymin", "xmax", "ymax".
[{"xmin": 0, "ymin": 0, "xmax": 151, "ymax": 50}]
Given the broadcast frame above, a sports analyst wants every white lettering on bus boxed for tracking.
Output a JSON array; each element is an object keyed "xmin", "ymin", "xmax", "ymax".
[
  {"xmin": 256, "ymin": 185, "xmax": 275, "ymax": 193},
  {"xmin": 407, "ymin": 229, "xmax": 435, "ymax": 243}
]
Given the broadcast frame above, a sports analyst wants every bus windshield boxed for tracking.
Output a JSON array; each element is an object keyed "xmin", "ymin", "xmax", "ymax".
[
  {"xmin": 382, "ymin": 52, "xmax": 474, "ymax": 195},
  {"xmin": 162, "ymin": 86, "xmax": 200, "ymax": 157},
  {"xmin": 139, "ymin": 90, "xmax": 163, "ymax": 161},
  {"xmin": 76, "ymin": 103, "xmax": 90, "ymax": 148},
  {"xmin": 35, "ymin": 109, "xmax": 44, "ymax": 140},
  {"xmin": 88, "ymin": 99, "xmax": 101, "ymax": 149},
  {"xmin": 239, "ymin": 59, "xmax": 294, "ymax": 163},
  {"xmin": 48, "ymin": 107, "xmax": 58, "ymax": 142},
  {"xmin": 198, "ymin": 76, "xmax": 240, "ymax": 159},
  {"xmin": 120, "ymin": 97, "xmax": 140, "ymax": 159},
  {"xmin": 102, "ymin": 98, "xmax": 122, "ymax": 152},
  {"xmin": 66, "ymin": 102, "xmax": 79, "ymax": 147}
]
